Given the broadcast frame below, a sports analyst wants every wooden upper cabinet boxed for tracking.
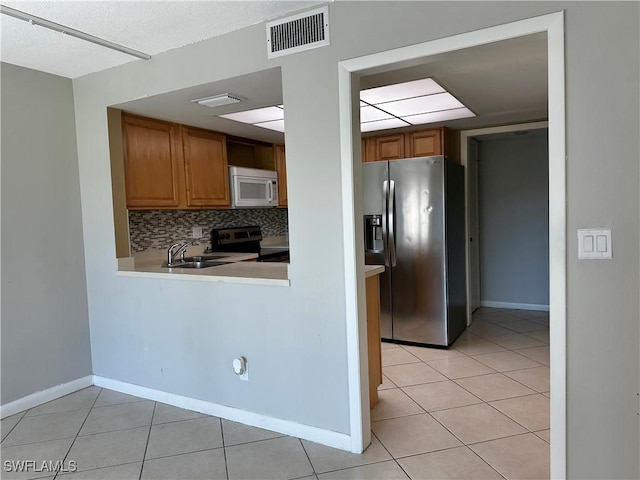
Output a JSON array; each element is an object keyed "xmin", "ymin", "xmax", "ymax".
[
  {"xmin": 274, "ymin": 144, "xmax": 287, "ymax": 207},
  {"xmin": 123, "ymin": 115, "xmax": 183, "ymax": 208},
  {"xmin": 182, "ymin": 127, "xmax": 229, "ymax": 207},
  {"xmin": 362, "ymin": 127, "xmax": 458, "ymax": 163},
  {"xmin": 406, "ymin": 129, "xmax": 443, "ymax": 158},
  {"xmin": 374, "ymin": 134, "xmax": 405, "ymax": 161}
]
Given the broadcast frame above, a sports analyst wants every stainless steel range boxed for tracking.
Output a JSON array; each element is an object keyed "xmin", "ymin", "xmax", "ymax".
[{"xmin": 209, "ymin": 226, "xmax": 289, "ymax": 263}]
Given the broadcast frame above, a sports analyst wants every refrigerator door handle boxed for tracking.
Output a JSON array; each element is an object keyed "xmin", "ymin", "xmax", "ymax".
[
  {"xmin": 382, "ymin": 180, "xmax": 390, "ymax": 267},
  {"xmin": 389, "ymin": 179, "xmax": 397, "ymax": 267}
]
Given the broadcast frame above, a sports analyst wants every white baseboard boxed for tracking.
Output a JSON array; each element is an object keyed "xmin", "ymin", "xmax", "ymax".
[
  {"xmin": 93, "ymin": 375, "xmax": 351, "ymax": 452},
  {"xmin": 0, "ymin": 375, "xmax": 94, "ymax": 419},
  {"xmin": 480, "ymin": 301, "xmax": 550, "ymax": 312}
]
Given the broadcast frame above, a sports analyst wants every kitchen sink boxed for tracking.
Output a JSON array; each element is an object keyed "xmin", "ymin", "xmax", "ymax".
[
  {"xmin": 162, "ymin": 260, "xmax": 225, "ymax": 269},
  {"xmin": 182, "ymin": 255, "xmax": 229, "ymax": 262}
]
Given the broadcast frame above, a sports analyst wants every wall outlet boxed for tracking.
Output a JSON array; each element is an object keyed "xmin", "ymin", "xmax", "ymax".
[
  {"xmin": 192, "ymin": 226, "xmax": 203, "ymax": 238},
  {"xmin": 233, "ymin": 356, "xmax": 249, "ymax": 381},
  {"xmin": 239, "ymin": 362, "xmax": 249, "ymax": 381}
]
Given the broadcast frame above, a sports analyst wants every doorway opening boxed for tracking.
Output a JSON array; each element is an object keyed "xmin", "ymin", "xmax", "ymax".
[{"xmin": 338, "ymin": 11, "xmax": 565, "ymax": 479}]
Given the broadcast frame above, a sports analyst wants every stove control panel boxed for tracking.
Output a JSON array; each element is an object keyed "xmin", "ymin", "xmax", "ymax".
[{"xmin": 211, "ymin": 225, "xmax": 263, "ymax": 249}]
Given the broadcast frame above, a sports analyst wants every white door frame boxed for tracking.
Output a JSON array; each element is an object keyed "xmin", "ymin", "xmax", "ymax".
[
  {"xmin": 338, "ymin": 11, "xmax": 566, "ymax": 478},
  {"xmin": 461, "ymin": 120, "xmax": 549, "ymax": 324}
]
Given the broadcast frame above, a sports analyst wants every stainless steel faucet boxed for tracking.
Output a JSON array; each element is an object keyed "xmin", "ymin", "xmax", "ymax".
[{"xmin": 167, "ymin": 241, "xmax": 191, "ymax": 266}]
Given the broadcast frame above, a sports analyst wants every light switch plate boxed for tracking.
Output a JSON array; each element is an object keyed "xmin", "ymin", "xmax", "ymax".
[
  {"xmin": 192, "ymin": 226, "xmax": 203, "ymax": 238},
  {"xmin": 578, "ymin": 228, "xmax": 612, "ymax": 259}
]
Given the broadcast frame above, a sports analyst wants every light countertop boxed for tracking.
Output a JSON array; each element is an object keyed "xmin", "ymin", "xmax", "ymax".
[
  {"xmin": 131, "ymin": 246, "xmax": 258, "ymax": 268},
  {"xmin": 365, "ymin": 265, "xmax": 385, "ymax": 278},
  {"xmin": 119, "ymin": 260, "xmax": 289, "ymax": 286},
  {"xmin": 117, "ymin": 244, "xmax": 383, "ymax": 287}
]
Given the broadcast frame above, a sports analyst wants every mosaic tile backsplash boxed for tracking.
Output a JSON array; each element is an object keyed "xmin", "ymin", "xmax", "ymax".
[{"xmin": 129, "ymin": 208, "xmax": 289, "ymax": 252}]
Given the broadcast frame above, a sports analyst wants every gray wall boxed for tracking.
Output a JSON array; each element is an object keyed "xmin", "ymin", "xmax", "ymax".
[
  {"xmin": 478, "ymin": 132, "xmax": 549, "ymax": 307},
  {"xmin": 70, "ymin": 2, "xmax": 639, "ymax": 478},
  {"xmin": 1, "ymin": 63, "xmax": 92, "ymax": 404}
]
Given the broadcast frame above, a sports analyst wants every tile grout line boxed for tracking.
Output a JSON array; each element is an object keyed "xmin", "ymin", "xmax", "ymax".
[
  {"xmin": 53, "ymin": 387, "xmax": 103, "ymax": 480},
  {"xmin": 369, "ymin": 430, "xmax": 413, "ymax": 479},
  {"xmin": 377, "ymin": 309, "xmax": 549, "ymax": 477},
  {"xmin": 140, "ymin": 445, "xmax": 226, "ymax": 463},
  {"xmin": 297, "ymin": 437, "xmax": 317, "ymax": 477},
  {"xmin": 0, "ymin": 410, "xmax": 28, "ymax": 444},
  {"xmin": 465, "ymin": 446, "xmax": 508, "ymax": 480},
  {"xmin": 138, "ymin": 401, "xmax": 157, "ymax": 480},
  {"xmin": 219, "ymin": 418, "xmax": 230, "ymax": 480}
]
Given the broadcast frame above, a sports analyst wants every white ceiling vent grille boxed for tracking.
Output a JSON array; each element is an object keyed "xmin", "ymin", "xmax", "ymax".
[{"xmin": 266, "ymin": 6, "xmax": 329, "ymax": 59}]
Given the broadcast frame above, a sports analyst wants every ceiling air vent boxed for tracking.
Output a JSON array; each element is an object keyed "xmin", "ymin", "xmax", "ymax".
[{"xmin": 266, "ymin": 6, "xmax": 330, "ymax": 59}]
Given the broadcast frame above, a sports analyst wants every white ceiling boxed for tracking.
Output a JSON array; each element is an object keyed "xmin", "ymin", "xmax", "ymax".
[
  {"xmin": 0, "ymin": 0, "xmax": 323, "ymax": 78},
  {"xmin": 1, "ymin": 2, "xmax": 548, "ymax": 143}
]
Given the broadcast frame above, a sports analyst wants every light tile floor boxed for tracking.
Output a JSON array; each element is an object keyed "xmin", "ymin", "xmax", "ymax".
[{"xmin": 1, "ymin": 308, "xmax": 549, "ymax": 479}]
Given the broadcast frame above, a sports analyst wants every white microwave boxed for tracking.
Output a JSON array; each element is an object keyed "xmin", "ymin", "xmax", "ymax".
[{"xmin": 228, "ymin": 166, "xmax": 278, "ymax": 208}]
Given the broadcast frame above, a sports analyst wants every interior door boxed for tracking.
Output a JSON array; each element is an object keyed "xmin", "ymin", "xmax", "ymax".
[{"xmin": 467, "ymin": 138, "xmax": 481, "ymax": 314}]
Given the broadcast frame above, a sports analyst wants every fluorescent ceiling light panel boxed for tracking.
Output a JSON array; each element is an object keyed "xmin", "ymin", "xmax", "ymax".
[
  {"xmin": 220, "ymin": 106, "xmax": 283, "ymax": 123},
  {"xmin": 361, "ymin": 105, "xmax": 394, "ymax": 122},
  {"xmin": 254, "ymin": 119, "xmax": 285, "ymax": 132},
  {"xmin": 360, "ymin": 78, "xmax": 445, "ymax": 104},
  {"xmin": 361, "ymin": 118, "xmax": 409, "ymax": 133},
  {"xmin": 404, "ymin": 107, "xmax": 475, "ymax": 125},
  {"xmin": 192, "ymin": 93, "xmax": 243, "ymax": 108},
  {"xmin": 379, "ymin": 92, "xmax": 465, "ymax": 117}
]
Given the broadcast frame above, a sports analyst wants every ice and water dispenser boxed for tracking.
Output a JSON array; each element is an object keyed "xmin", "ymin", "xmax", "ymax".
[{"xmin": 364, "ymin": 214, "xmax": 383, "ymax": 253}]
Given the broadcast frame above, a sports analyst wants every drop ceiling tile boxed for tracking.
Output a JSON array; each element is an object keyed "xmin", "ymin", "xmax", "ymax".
[
  {"xmin": 380, "ymin": 92, "xmax": 465, "ymax": 117},
  {"xmin": 361, "ymin": 118, "xmax": 409, "ymax": 133},
  {"xmin": 220, "ymin": 106, "xmax": 284, "ymax": 124},
  {"xmin": 254, "ymin": 119, "xmax": 285, "ymax": 132},
  {"xmin": 360, "ymin": 78, "xmax": 445, "ymax": 104},
  {"xmin": 361, "ymin": 105, "xmax": 394, "ymax": 122},
  {"xmin": 405, "ymin": 107, "xmax": 475, "ymax": 125}
]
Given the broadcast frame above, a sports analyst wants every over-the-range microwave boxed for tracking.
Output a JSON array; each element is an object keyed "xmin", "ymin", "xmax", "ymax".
[{"xmin": 228, "ymin": 166, "xmax": 278, "ymax": 208}]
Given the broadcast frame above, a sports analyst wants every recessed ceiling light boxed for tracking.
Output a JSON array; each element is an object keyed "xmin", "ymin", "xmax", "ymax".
[
  {"xmin": 361, "ymin": 105, "xmax": 394, "ymax": 122},
  {"xmin": 218, "ymin": 77, "xmax": 473, "ymax": 136},
  {"xmin": 191, "ymin": 93, "xmax": 244, "ymax": 108},
  {"xmin": 359, "ymin": 77, "xmax": 474, "ymax": 131},
  {"xmin": 361, "ymin": 118, "xmax": 409, "ymax": 133},
  {"xmin": 379, "ymin": 92, "xmax": 465, "ymax": 117},
  {"xmin": 220, "ymin": 106, "xmax": 283, "ymax": 124},
  {"xmin": 404, "ymin": 107, "xmax": 475, "ymax": 125},
  {"xmin": 360, "ymin": 78, "xmax": 445, "ymax": 104},
  {"xmin": 254, "ymin": 119, "xmax": 285, "ymax": 132}
]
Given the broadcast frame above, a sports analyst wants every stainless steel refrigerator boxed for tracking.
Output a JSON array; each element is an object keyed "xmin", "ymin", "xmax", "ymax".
[{"xmin": 363, "ymin": 155, "xmax": 467, "ymax": 347}]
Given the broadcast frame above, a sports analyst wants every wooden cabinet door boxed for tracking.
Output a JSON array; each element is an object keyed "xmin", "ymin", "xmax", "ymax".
[
  {"xmin": 407, "ymin": 128, "xmax": 443, "ymax": 157},
  {"xmin": 374, "ymin": 134, "xmax": 405, "ymax": 161},
  {"xmin": 362, "ymin": 137, "xmax": 377, "ymax": 163},
  {"xmin": 366, "ymin": 274, "xmax": 382, "ymax": 409},
  {"xmin": 182, "ymin": 127, "xmax": 229, "ymax": 207},
  {"xmin": 123, "ymin": 115, "xmax": 183, "ymax": 208},
  {"xmin": 274, "ymin": 144, "xmax": 287, "ymax": 206}
]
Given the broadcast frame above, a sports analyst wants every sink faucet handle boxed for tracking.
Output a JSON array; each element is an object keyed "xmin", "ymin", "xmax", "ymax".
[
  {"xmin": 168, "ymin": 241, "xmax": 190, "ymax": 265},
  {"xmin": 176, "ymin": 241, "xmax": 192, "ymax": 262}
]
